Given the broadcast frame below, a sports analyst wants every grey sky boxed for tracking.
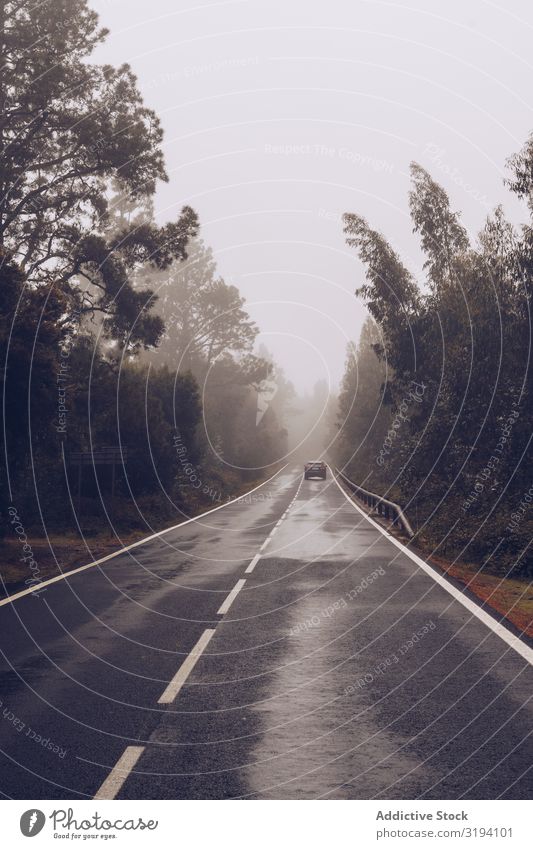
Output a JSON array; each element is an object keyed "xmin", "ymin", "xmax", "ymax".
[{"xmin": 92, "ymin": 0, "xmax": 533, "ymax": 391}]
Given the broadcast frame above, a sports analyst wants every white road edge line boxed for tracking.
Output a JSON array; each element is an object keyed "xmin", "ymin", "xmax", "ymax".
[
  {"xmin": 330, "ymin": 467, "xmax": 533, "ymax": 666},
  {"xmin": 217, "ymin": 579, "xmax": 246, "ymax": 615},
  {"xmin": 0, "ymin": 464, "xmax": 289, "ymax": 607},
  {"xmin": 93, "ymin": 745, "xmax": 145, "ymax": 800},
  {"xmin": 245, "ymin": 554, "xmax": 261, "ymax": 574},
  {"xmin": 158, "ymin": 628, "xmax": 216, "ymax": 704}
]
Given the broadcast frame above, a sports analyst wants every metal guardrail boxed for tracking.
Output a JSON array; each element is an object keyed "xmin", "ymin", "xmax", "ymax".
[{"xmin": 334, "ymin": 467, "xmax": 415, "ymax": 538}]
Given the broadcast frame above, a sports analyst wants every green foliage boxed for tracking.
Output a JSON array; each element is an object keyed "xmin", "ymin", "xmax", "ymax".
[
  {"xmin": 0, "ymin": 0, "xmax": 198, "ymax": 347},
  {"xmin": 144, "ymin": 241, "xmax": 289, "ymax": 475},
  {"xmin": 63, "ymin": 340, "xmax": 202, "ymax": 500},
  {"xmin": 409, "ymin": 163, "xmax": 470, "ymax": 290},
  {"xmin": 339, "ymin": 143, "xmax": 533, "ymax": 577},
  {"xmin": 336, "ymin": 318, "xmax": 393, "ymax": 488},
  {"xmin": 144, "ymin": 238, "xmax": 258, "ymax": 372},
  {"xmin": 0, "ymin": 2, "xmax": 289, "ymax": 547}
]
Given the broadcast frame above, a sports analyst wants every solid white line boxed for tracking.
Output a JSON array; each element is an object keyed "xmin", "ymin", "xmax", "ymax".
[
  {"xmin": 0, "ymin": 464, "xmax": 289, "ymax": 607},
  {"xmin": 217, "ymin": 579, "xmax": 246, "ymax": 615},
  {"xmin": 330, "ymin": 468, "xmax": 533, "ymax": 666},
  {"xmin": 93, "ymin": 745, "xmax": 145, "ymax": 800},
  {"xmin": 245, "ymin": 554, "xmax": 261, "ymax": 574},
  {"xmin": 259, "ymin": 536, "xmax": 271, "ymax": 551},
  {"xmin": 158, "ymin": 628, "xmax": 216, "ymax": 704}
]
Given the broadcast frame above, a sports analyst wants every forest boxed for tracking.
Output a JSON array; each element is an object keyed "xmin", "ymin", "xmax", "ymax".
[
  {"xmin": 0, "ymin": 0, "xmax": 290, "ymax": 556},
  {"xmin": 3, "ymin": 0, "xmax": 532, "ymax": 588},
  {"xmin": 334, "ymin": 149, "xmax": 533, "ymax": 578}
]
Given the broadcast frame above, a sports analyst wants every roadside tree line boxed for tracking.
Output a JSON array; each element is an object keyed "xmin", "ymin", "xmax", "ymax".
[
  {"xmin": 335, "ymin": 143, "xmax": 533, "ymax": 577},
  {"xmin": 0, "ymin": 0, "xmax": 288, "ymax": 537}
]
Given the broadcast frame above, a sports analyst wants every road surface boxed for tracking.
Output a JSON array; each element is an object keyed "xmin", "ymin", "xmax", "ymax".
[{"xmin": 0, "ymin": 466, "xmax": 532, "ymax": 799}]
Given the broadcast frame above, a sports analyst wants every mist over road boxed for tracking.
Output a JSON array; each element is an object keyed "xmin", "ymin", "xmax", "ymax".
[{"xmin": 0, "ymin": 467, "xmax": 531, "ymax": 800}]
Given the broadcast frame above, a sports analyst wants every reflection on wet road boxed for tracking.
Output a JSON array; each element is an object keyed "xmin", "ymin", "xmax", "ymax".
[{"xmin": 0, "ymin": 466, "xmax": 531, "ymax": 799}]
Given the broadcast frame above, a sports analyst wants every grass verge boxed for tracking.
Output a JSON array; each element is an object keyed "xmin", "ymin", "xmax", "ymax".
[{"xmin": 336, "ymin": 476, "xmax": 533, "ymax": 640}]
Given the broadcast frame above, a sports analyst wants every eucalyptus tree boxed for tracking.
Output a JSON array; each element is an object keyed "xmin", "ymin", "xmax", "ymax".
[{"xmin": 0, "ymin": 0, "xmax": 198, "ymax": 349}]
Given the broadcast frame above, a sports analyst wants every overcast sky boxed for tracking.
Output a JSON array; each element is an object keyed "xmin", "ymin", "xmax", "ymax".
[{"xmin": 91, "ymin": 0, "xmax": 533, "ymax": 392}]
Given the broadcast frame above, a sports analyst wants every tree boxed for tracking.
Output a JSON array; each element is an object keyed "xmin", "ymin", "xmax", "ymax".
[
  {"xmin": 146, "ymin": 238, "xmax": 257, "ymax": 373},
  {"xmin": 0, "ymin": 251, "xmax": 66, "ymax": 526},
  {"xmin": 0, "ymin": 0, "xmax": 198, "ymax": 346},
  {"xmin": 409, "ymin": 164, "xmax": 470, "ymax": 290},
  {"xmin": 336, "ymin": 318, "xmax": 391, "ymax": 480},
  {"xmin": 141, "ymin": 238, "xmax": 290, "ymax": 480},
  {"xmin": 343, "ymin": 212, "xmax": 420, "ymax": 385},
  {"xmin": 341, "ymin": 153, "xmax": 533, "ymax": 574}
]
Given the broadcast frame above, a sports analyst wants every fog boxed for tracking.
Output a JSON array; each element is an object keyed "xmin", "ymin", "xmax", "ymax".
[{"xmin": 91, "ymin": 0, "xmax": 532, "ymax": 391}]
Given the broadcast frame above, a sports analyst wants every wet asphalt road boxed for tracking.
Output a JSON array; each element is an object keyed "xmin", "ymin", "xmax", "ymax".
[{"xmin": 0, "ymin": 466, "xmax": 532, "ymax": 800}]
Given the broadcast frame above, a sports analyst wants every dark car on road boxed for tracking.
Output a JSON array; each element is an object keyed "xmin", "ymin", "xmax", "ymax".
[{"xmin": 304, "ymin": 461, "xmax": 327, "ymax": 480}]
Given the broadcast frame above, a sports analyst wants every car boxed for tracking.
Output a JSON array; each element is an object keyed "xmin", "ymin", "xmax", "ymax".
[{"xmin": 304, "ymin": 461, "xmax": 327, "ymax": 480}]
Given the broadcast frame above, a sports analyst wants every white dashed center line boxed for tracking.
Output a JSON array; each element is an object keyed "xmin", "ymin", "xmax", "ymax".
[
  {"xmin": 93, "ymin": 471, "xmax": 306, "ymax": 802},
  {"xmin": 158, "ymin": 628, "xmax": 216, "ymax": 704},
  {"xmin": 94, "ymin": 745, "xmax": 145, "ymax": 800},
  {"xmin": 217, "ymin": 578, "xmax": 246, "ymax": 615},
  {"xmin": 251, "ymin": 473, "xmax": 303, "ymax": 560},
  {"xmin": 245, "ymin": 553, "xmax": 261, "ymax": 574}
]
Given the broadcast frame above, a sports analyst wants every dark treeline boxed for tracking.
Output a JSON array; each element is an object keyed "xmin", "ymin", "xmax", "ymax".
[
  {"xmin": 0, "ymin": 1, "xmax": 288, "ymax": 538},
  {"xmin": 335, "ymin": 145, "xmax": 533, "ymax": 577}
]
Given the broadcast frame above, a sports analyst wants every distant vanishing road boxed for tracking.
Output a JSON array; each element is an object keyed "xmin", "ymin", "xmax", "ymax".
[{"xmin": 1, "ymin": 466, "xmax": 532, "ymax": 799}]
